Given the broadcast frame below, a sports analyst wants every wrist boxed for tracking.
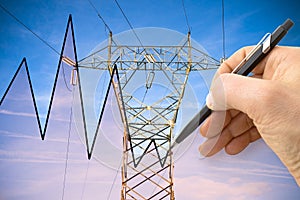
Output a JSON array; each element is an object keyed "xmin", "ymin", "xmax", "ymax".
[
  {"xmin": 275, "ymin": 137, "xmax": 300, "ymax": 187},
  {"xmin": 286, "ymin": 152, "xmax": 300, "ymax": 187}
]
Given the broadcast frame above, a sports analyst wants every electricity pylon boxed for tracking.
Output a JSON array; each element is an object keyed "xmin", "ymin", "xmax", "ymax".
[{"xmin": 79, "ymin": 28, "xmax": 219, "ymax": 200}]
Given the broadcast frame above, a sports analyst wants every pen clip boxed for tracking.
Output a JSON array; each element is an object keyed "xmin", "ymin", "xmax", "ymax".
[
  {"xmin": 262, "ymin": 33, "xmax": 271, "ymax": 54},
  {"xmin": 231, "ymin": 33, "xmax": 271, "ymax": 74}
]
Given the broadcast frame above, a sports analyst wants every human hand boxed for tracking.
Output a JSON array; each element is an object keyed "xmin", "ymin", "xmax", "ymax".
[{"xmin": 199, "ymin": 46, "xmax": 300, "ymax": 186}]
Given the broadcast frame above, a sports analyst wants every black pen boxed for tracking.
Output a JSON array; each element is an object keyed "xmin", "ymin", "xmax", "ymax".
[{"xmin": 172, "ymin": 18, "xmax": 294, "ymax": 148}]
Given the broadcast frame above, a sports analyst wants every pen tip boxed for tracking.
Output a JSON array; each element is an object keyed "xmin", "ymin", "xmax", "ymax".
[{"xmin": 170, "ymin": 142, "xmax": 177, "ymax": 150}]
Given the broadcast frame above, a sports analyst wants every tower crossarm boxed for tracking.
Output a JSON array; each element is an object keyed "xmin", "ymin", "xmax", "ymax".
[{"xmin": 78, "ymin": 45, "xmax": 219, "ymax": 71}]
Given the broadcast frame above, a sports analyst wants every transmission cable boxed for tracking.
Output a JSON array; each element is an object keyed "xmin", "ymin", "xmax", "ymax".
[
  {"xmin": 61, "ymin": 87, "xmax": 74, "ymax": 200},
  {"xmin": 107, "ymin": 160, "xmax": 122, "ymax": 200},
  {"xmin": 61, "ymin": 63, "xmax": 73, "ymax": 92},
  {"xmin": 114, "ymin": 0, "xmax": 144, "ymax": 48},
  {"xmin": 0, "ymin": 3, "xmax": 60, "ymax": 56},
  {"xmin": 80, "ymin": 161, "xmax": 90, "ymax": 200},
  {"xmin": 221, "ymin": 0, "xmax": 226, "ymax": 60},
  {"xmin": 181, "ymin": 0, "xmax": 191, "ymax": 33},
  {"xmin": 87, "ymin": 0, "xmax": 112, "ymax": 33}
]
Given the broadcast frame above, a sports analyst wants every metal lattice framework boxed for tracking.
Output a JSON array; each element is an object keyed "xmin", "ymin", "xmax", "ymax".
[{"xmin": 79, "ymin": 30, "xmax": 219, "ymax": 200}]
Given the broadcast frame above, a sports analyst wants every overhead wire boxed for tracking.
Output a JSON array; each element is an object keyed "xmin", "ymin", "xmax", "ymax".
[
  {"xmin": 221, "ymin": 0, "xmax": 226, "ymax": 59},
  {"xmin": 61, "ymin": 87, "xmax": 75, "ymax": 200},
  {"xmin": 87, "ymin": 0, "xmax": 112, "ymax": 33},
  {"xmin": 107, "ymin": 161, "xmax": 122, "ymax": 200},
  {"xmin": 114, "ymin": 0, "xmax": 144, "ymax": 48},
  {"xmin": 0, "ymin": 3, "xmax": 60, "ymax": 56},
  {"xmin": 61, "ymin": 63, "xmax": 73, "ymax": 92},
  {"xmin": 80, "ymin": 161, "xmax": 90, "ymax": 200},
  {"xmin": 181, "ymin": 0, "xmax": 191, "ymax": 33}
]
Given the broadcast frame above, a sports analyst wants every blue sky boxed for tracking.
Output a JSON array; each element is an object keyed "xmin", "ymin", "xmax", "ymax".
[{"xmin": 1, "ymin": 0, "xmax": 300, "ymax": 199}]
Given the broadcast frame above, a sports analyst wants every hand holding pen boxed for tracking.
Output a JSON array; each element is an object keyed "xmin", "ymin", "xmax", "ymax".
[
  {"xmin": 173, "ymin": 18, "xmax": 293, "ymax": 147},
  {"xmin": 173, "ymin": 19, "xmax": 300, "ymax": 186}
]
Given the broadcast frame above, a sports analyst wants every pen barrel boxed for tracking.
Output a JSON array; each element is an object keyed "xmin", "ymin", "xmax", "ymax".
[{"xmin": 175, "ymin": 105, "xmax": 211, "ymax": 144}]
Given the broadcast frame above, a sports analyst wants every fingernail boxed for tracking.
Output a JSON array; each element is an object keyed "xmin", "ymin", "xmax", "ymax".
[
  {"xmin": 206, "ymin": 92, "xmax": 214, "ymax": 109},
  {"xmin": 199, "ymin": 144, "xmax": 209, "ymax": 157}
]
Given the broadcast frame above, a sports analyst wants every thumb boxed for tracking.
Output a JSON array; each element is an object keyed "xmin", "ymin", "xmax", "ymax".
[{"xmin": 206, "ymin": 73, "xmax": 271, "ymax": 117}]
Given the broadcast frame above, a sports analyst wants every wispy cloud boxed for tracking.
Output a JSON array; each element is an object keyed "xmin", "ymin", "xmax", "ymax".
[
  {"xmin": 0, "ymin": 108, "xmax": 72, "ymax": 123},
  {"xmin": 202, "ymin": 153, "xmax": 292, "ymax": 180},
  {"xmin": 209, "ymin": 165, "xmax": 291, "ymax": 180},
  {"xmin": 0, "ymin": 149, "xmax": 85, "ymax": 164},
  {"xmin": 0, "ymin": 109, "xmax": 38, "ymax": 118},
  {"xmin": 175, "ymin": 175, "xmax": 271, "ymax": 200},
  {"xmin": 0, "ymin": 129, "xmax": 82, "ymax": 144}
]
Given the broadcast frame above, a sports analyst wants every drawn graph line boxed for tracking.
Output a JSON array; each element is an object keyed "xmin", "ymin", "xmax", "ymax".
[
  {"xmin": 86, "ymin": 62, "xmax": 120, "ymax": 159},
  {"xmin": 0, "ymin": 14, "xmax": 171, "ymax": 166},
  {"xmin": 83, "ymin": 63, "xmax": 170, "ymax": 167},
  {"xmin": 1, "ymin": 15, "xmax": 77, "ymax": 141},
  {"xmin": 0, "ymin": 57, "xmax": 43, "ymax": 135}
]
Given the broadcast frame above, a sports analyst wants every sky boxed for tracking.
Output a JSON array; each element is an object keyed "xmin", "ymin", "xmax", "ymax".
[{"xmin": 1, "ymin": 0, "xmax": 300, "ymax": 200}]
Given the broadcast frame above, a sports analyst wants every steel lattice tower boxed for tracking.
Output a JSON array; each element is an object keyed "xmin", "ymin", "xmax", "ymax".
[{"xmin": 79, "ymin": 28, "xmax": 219, "ymax": 200}]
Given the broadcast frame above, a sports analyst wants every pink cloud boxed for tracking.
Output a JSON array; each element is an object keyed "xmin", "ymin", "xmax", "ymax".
[{"xmin": 174, "ymin": 175, "xmax": 271, "ymax": 200}]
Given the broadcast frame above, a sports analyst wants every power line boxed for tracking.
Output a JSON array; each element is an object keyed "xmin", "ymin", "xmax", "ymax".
[
  {"xmin": 87, "ymin": 0, "xmax": 112, "ymax": 33},
  {"xmin": 107, "ymin": 161, "xmax": 122, "ymax": 200},
  {"xmin": 61, "ymin": 88, "xmax": 74, "ymax": 200},
  {"xmin": 181, "ymin": 0, "xmax": 191, "ymax": 33},
  {"xmin": 0, "ymin": 3, "xmax": 60, "ymax": 55},
  {"xmin": 114, "ymin": 0, "xmax": 144, "ymax": 48},
  {"xmin": 221, "ymin": 0, "xmax": 226, "ymax": 59},
  {"xmin": 61, "ymin": 64, "xmax": 73, "ymax": 92},
  {"xmin": 80, "ymin": 161, "xmax": 90, "ymax": 200}
]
